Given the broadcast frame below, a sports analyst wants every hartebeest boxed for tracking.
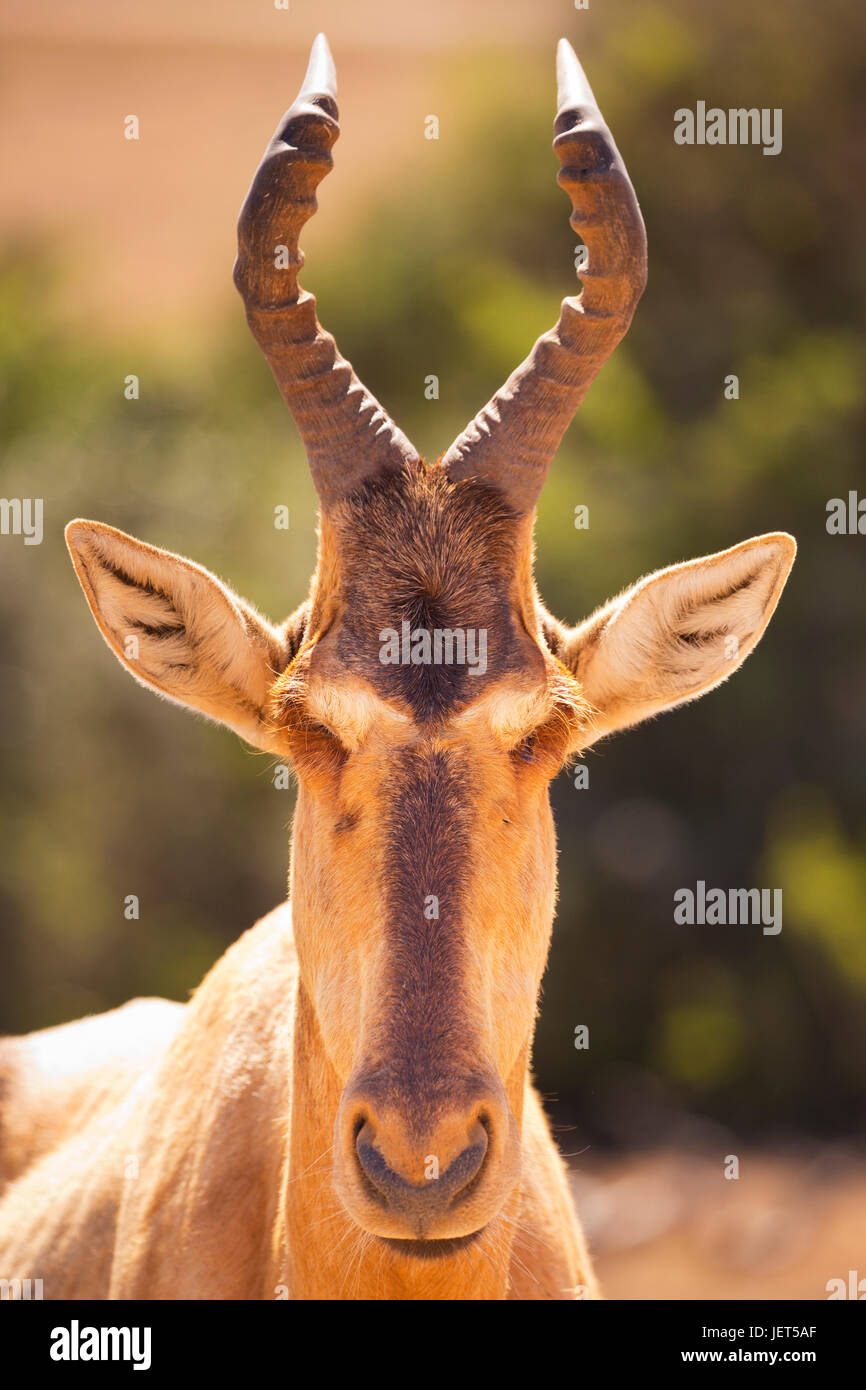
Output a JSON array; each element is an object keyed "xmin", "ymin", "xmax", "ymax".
[{"xmin": 0, "ymin": 36, "xmax": 794, "ymax": 1300}]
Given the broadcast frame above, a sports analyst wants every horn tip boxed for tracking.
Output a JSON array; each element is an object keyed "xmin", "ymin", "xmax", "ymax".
[
  {"xmin": 302, "ymin": 32, "xmax": 337, "ymax": 101},
  {"xmin": 556, "ymin": 37, "xmax": 595, "ymax": 114}
]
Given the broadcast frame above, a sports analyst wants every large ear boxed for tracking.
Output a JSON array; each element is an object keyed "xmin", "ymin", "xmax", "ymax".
[
  {"xmin": 66, "ymin": 520, "xmax": 300, "ymax": 751},
  {"xmin": 553, "ymin": 533, "xmax": 796, "ymax": 746}
]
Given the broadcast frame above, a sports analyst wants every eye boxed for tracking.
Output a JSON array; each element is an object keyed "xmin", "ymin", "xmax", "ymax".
[
  {"xmin": 513, "ymin": 732, "xmax": 538, "ymax": 763},
  {"xmin": 299, "ymin": 717, "xmax": 345, "ymax": 751},
  {"xmin": 508, "ymin": 713, "xmax": 575, "ymax": 774},
  {"xmin": 284, "ymin": 713, "xmax": 349, "ymax": 775},
  {"xmin": 284, "ymin": 709, "xmax": 338, "ymax": 743},
  {"xmin": 305, "ymin": 719, "xmax": 334, "ymax": 739}
]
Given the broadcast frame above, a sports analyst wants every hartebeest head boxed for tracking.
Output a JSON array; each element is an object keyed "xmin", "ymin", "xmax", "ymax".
[{"xmin": 66, "ymin": 37, "xmax": 794, "ymax": 1250}]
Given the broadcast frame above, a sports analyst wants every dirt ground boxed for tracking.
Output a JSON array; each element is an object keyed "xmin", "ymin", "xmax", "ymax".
[{"xmin": 571, "ymin": 1149, "xmax": 866, "ymax": 1300}]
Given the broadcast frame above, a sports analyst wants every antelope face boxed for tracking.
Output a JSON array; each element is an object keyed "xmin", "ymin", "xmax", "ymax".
[
  {"xmin": 65, "ymin": 35, "xmax": 797, "ymax": 1265},
  {"xmin": 273, "ymin": 468, "xmax": 590, "ymax": 1242}
]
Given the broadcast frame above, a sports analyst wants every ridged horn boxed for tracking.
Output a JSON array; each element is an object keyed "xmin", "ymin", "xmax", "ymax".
[
  {"xmin": 440, "ymin": 39, "xmax": 647, "ymax": 513},
  {"xmin": 233, "ymin": 34, "xmax": 419, "ymax": 508}
]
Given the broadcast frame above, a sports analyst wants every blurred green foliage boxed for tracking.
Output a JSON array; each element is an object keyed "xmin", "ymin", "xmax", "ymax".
[{"xmin": 1, "ymin": 0, "xmax": 864, "ymax": 1147}]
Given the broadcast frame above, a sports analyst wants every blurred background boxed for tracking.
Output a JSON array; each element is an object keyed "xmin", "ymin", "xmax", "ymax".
[{"xmin": 1, "ymin": 0, "xmax": 864, "ymax": 1298}]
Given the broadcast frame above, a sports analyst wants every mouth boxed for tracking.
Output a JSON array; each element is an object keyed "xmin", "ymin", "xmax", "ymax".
[{"xmin": 378, "ymin": 1230, "xmax": 486, "ymax": 1260}]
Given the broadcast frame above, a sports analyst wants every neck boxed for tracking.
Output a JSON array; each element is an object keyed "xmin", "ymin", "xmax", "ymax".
[{"xmin": 282, "ymin": 979, "xmax": 522, "ymax": 1300}]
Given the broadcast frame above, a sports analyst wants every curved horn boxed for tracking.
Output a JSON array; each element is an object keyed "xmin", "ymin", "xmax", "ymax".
[
  {"xmin": 441, "ymin": 39, "xmax": 647, "ymax": 513},
  {"xmin": 233, "ymin": 34, "xmax": 419, "ymax": 507}
]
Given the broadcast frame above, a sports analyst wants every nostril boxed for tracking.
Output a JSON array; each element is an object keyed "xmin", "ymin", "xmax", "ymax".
[
  {"xmin": 353, "ymin": 1119, "xmax": 391, "ymax": 1208},
  {"xmin": 448, "ymin": 1115, "xmax": 490, "ymax": 1204}
]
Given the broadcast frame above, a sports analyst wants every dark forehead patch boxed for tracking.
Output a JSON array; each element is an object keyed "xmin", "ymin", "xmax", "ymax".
[{"xmin": 329, "ymin": 462, "xmax": 534, "ymax": 720}]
